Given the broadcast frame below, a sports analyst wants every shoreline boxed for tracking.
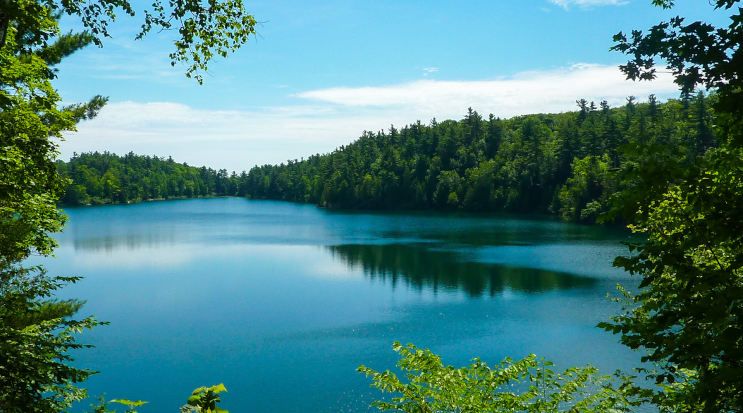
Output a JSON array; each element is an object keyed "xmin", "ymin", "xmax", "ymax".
[{"xmin": 57, "ymin": 195, "xmax": 241, "ymax": 208}]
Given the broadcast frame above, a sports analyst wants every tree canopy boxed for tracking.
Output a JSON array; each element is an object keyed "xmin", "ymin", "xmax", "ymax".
[
  {"xmin": 598, "ymin": 0, "xmax": 743, "ymax": 411},
  {"xmin": 0, "ymin": 9, "xmax": 108, "ymax": 411},
  {"xmin": 0, "ymin": 0, "xmax": 258, "ymax": 84},
  {"xmin": 613, "ymin": 0, "xmax": 742, "ymax": 120},
  {"xmin": 56, "ymin": 151, "xmax": 243, "ymax": 205},
  {"xmin": 244, "ymin": 95, "xmax": 716, "ymax": 223}
]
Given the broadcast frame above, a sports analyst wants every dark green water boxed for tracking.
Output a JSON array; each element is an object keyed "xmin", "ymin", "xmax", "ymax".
[{"xmin": 41, "ymin": 198, "xmax": 642, "ymax": 413}]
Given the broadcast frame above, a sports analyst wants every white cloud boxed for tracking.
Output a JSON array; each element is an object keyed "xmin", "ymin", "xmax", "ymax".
[
  {"xmin": 62, "ymin": 64, "xmax": 679, "ymax": 173},
  {"xmin": 548, "ymin": 0, "xmax": 629, "ymax": 9},
  {"xmin": 62, "ymin": 103, "xmax": 407, "ymax": 172},
  {"xmin": 296, "ymin": 64, "xmax": 677, "ymax": 117}
]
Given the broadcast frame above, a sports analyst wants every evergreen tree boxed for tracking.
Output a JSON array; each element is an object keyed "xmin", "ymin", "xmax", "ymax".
[{"xmin": 243, "ymin": 96, "xmax": 714, "ymax": 221}]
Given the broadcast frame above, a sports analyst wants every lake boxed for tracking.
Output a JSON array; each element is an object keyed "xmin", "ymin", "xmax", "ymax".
[{"xmin": 40, "ymin": 197, "xmax": 642, "ymax": 413}]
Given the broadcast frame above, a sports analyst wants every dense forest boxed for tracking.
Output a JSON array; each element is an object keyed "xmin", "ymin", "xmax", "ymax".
[
  {"xmin": 56, "ymin": 152, "xmax": 246, "ymax": 205},
  {"xmin": 244, "ymin": 94, "xmax": 716, "ymax": 222}
]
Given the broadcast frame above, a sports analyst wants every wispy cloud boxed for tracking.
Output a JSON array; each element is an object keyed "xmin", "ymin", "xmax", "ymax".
[
  {"xmin": 296, "ymin": 63, "xmax": 677, "ymax": 117},
  {"xmin": 548, "ymin": 0, "xmax": 629, "ymax": 9},
  {"xmin": 62, "ymin": 64, "xmax": 678, "ymax": 172},
  {"xmin": 422, "ymin": 67, "xmax": 439, "ymax": 76}
]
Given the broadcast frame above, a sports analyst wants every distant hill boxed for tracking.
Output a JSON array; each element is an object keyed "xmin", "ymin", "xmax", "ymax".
[{"xmin": 243, "ymin": 94, "xmax": 716, "ymax": 222}]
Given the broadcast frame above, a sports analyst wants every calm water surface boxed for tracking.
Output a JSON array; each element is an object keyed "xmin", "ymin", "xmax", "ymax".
[{"xmin": 40, "ymin": 198, "xmax": 642, "ymax": 413}]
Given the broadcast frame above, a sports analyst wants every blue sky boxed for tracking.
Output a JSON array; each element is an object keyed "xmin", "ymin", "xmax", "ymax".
[{"xmin": 54, "ymin": 0, "xmax": 728, "ymax": 172}]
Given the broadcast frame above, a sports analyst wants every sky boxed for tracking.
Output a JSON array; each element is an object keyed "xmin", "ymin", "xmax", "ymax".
[{"xmin": 53, "ymin": 0, "xmax": 730, "ymax": 172}]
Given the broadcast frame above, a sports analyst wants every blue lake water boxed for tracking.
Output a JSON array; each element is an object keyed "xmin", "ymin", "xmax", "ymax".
[{"xmin": 39, "ymin": 198, "xmax": 643, "ymax": 412}]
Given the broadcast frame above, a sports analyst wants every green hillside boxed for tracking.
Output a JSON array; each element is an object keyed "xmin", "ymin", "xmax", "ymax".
[
  {"xmin": 56, "ymin": 152, "xmax": 246, "ymax": 205},
  {"xmin": 244, "ymin": 94, "xmax": 715, "ymax": 222}
]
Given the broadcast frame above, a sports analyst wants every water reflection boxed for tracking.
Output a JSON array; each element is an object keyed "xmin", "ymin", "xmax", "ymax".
[
  {"xmin": 326, "ymin": 244, "xmax": 595, "ymax": 296},
  {"xmin": 71, "ymin": 231, "xmax": 179, "ymax": 252}
]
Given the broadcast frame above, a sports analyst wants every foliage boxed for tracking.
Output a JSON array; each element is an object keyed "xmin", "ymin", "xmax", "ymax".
[
  {"xmin": 359, "ymin": 342, "xmax": 640, "ymax": 413},
  {"xmin": 0, "ymin": 8, "xmax": 111, "ymax": 411},
  {"xmin": 0, "ymin": 28, "xmax": 74, "ymax": 264},
  {"xmin": 0, "ymin": 0, "xmax": 258, "ymax": 84},
  {"xmin": 0, "ymin": 265, "xmax": 103, "ymax": 413},
  {"xmin": 612, "ymin": 0, "xmax": 743, "ymax": 119},
  {"xmin": 599, "ymin": 0, "xmax": 743, "ymax": 411},
  {"xmin": 245, "ymin": 96, "xmax": 716, "ymax": 222},
  {"xmin": 557, "ymin": 155, "xmax": 614, "ymax": 223},
  {"xmin": 56, "ymin": 151, "xmax": 242, "ymax": 205},
  {"xmin": 184, "ymin": 384, "xmax": 229, "ymax": 413},
  {"xmin": 600, "ymin": 143, "xmax": 743, "ymax": 411},
  {"xmin": 82, "ymin": 385, "xmax": 228, "ymax": 413},
  {"xmin": 109, "ymin": 399, "xmax": 148, "ymax": 413},
  {"xmin": 137, "ymin": 0, "xmax": 257, "ymax": 84}
]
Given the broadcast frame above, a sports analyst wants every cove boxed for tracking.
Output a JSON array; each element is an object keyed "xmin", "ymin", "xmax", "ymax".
[{"xmin": 38, "ymin": 197, "xmax": 642, "ymax": 413}]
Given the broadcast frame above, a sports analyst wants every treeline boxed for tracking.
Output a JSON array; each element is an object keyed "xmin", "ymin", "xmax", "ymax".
[
  {"xmin": 244, "ymin": 94, "xmax": 716, "ymax": 222},
  {"xmin": 56, "ymin": 152, "xmax": 248, "ymax": 205}
]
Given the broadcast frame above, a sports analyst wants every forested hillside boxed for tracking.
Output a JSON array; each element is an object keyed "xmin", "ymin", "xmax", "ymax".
[
  {"xmin": 56, "ymin": 152, "xmax": 247, "ymax": 205},
  {"xmin": 245, "ymin": 94, "xmax": 716, "ymax": 222}
]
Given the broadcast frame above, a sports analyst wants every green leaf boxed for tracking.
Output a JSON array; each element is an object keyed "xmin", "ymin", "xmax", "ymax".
[
  {"xmin": 187, "ymin": 395, "xmax": 201, "ymax": 406},
  {"xmin": 111, "ymin": 399, "xmax": 149, "ymax": 407}
]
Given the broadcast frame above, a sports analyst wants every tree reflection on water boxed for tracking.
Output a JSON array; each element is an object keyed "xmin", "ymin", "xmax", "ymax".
[{"xmin": 326, "ymin": 244, "xmax": 595, "ymax": 297}]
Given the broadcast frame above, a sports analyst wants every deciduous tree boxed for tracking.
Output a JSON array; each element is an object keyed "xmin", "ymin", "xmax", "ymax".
[{"xmin": 601, "ymin": 1, "xmax": 743, "ymax": 411}]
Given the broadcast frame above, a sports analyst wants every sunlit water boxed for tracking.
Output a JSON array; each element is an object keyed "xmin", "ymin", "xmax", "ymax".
[{"xmin": 36, "ymin": 198, "xmax": 644, "ymax": 413}]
